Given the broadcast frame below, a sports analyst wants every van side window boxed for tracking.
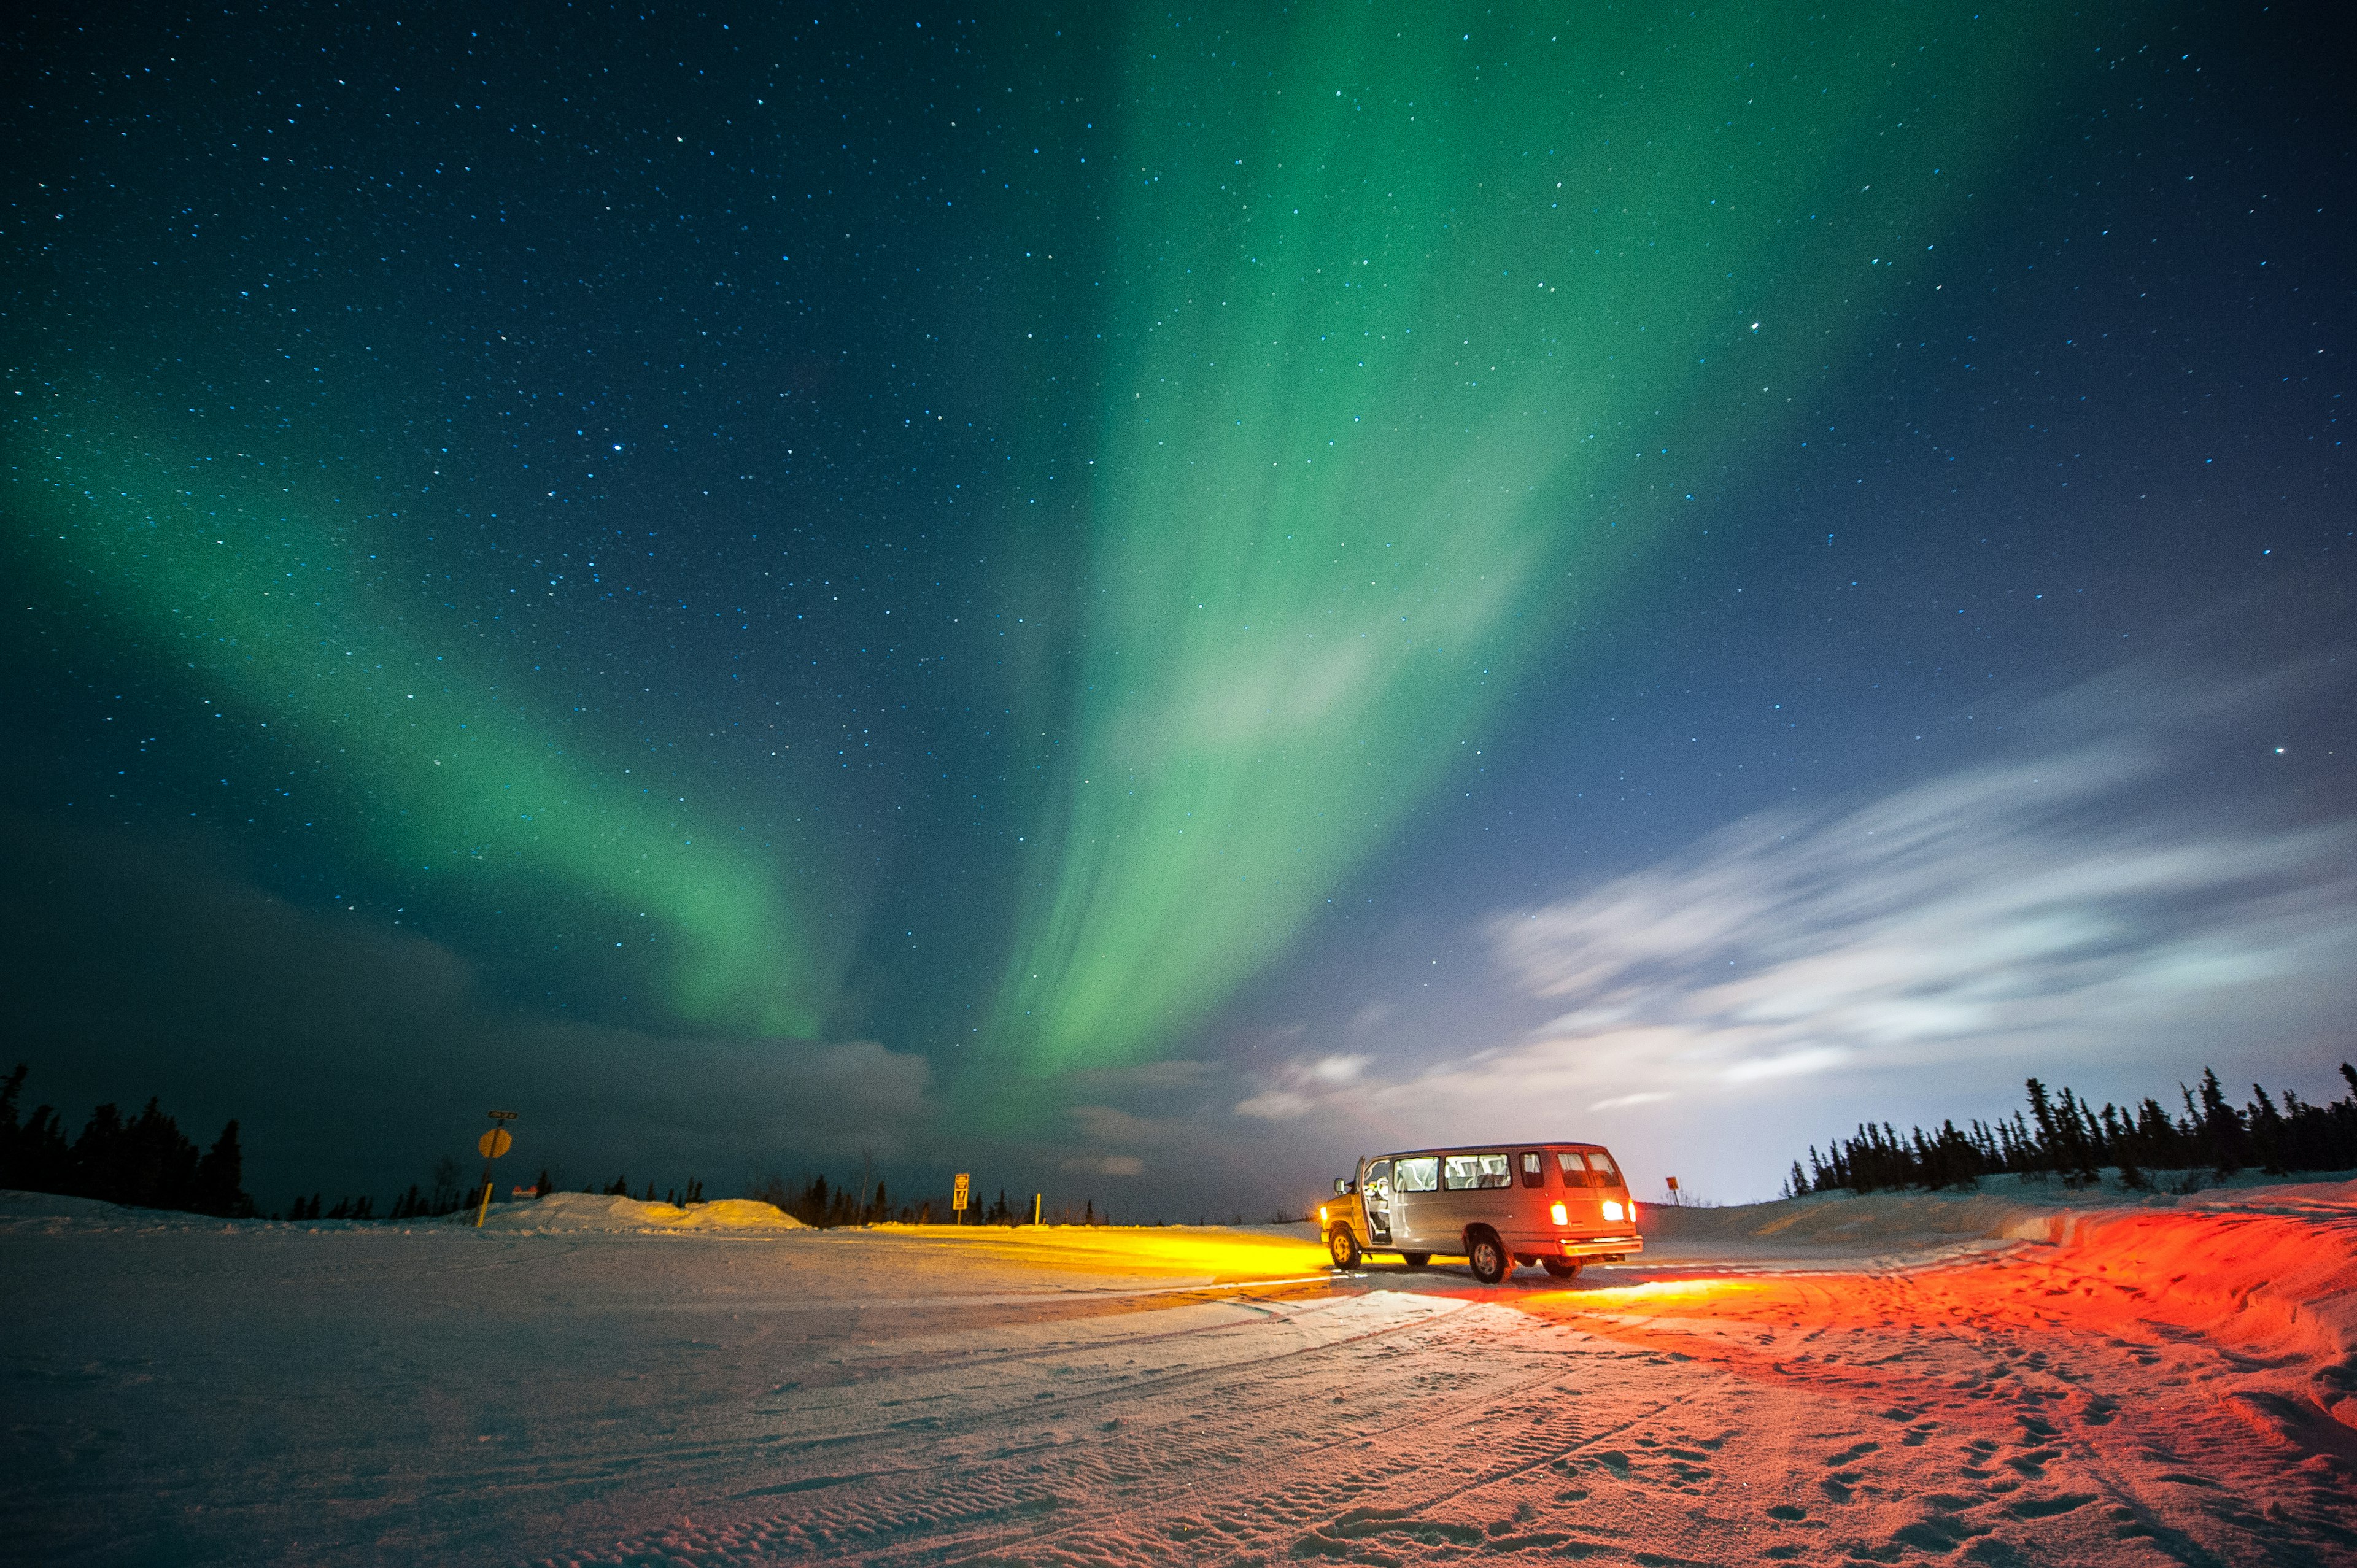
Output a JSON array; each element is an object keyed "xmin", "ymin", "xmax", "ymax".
[
  {"xmin": 1519, "ymin": 1152, "xmax": 1544, "ymax": 1188},
  {"xmin": 1442, "ymin": 1153, "xmax": 1512, "ymax": 1190},
  {"xmin": 1365, "ymin": 1159, "xmax": 1392, "ymax": 1197},
  {"xmin": 1556, "ymin": 1151, "xmax": 1596, "ymax": 1188},
  {"xmin": 1588, "ymin": 1151, "xmax": 1625, "ymax": 1189},
  {"xmin": 1394, "ymin": 1157, "xmax": 1438, "ymax": 1192}
]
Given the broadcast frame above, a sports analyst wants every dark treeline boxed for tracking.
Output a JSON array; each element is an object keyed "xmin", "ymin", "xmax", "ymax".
[
  {"xmin": 285, "ymin": 1156, "xmax": 556, "ymax": 1223},
  {"xmin": 2, "ymin": 1064, "xmax": 547, "ymax": 1223},
  {"xmin": 589, "ymin": 1174, "xmax": 705, "ymax": 1206},
  {"xmin": 745, "ymin": 1172, "xmax": 1117, "ymax": 1229},
  {"xmin": 1786, "ymin": 1064, "xmax": 2357, "ymax": 1198},
  {"xmin": 1, "ymin": 1064, "xmax": 253, "ymax": 1218},
  {"xmin": 4, "ymin": 1062, "xmax": 1136, "ymax": 1230},
  {"xmin": 749, "ymin": 1170, "xmax": 936, "ymax": 1227}
]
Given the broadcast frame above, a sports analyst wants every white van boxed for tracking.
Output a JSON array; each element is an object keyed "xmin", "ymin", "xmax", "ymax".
[{"xmin": 1321, "ymin": 1142, "xmax": 1642, "ymax": 1284}]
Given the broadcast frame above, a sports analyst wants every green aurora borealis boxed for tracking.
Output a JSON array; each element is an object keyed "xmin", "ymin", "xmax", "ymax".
[
  {"xmin": 15, "ymin": 437, "xmax": 844, "ymax": 1037},
  {"xmin": 982, "ymin": 6, "xmax": 2054, "ymax": 1075},
  {"xmin": 9, "ymin": 4, "xmax": 2068, "ymax": 1097}
]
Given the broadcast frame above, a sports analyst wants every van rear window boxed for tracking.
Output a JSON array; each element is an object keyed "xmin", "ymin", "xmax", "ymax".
[
  {"xmin": 1393, "ymin": 1157, "xmax": 1438, "ymax": 1192},
  {"xmin": 1588, "ymin": 1151, "xmax": 1625, "ymax": 1188},
  {"xmin": 1556, "ymin": 1152, "xmax": 1595, "ymax": 1187},
  {"xmin": 1442, "ymin": 1153, "xmax": 1512, "ymax": 1190}
]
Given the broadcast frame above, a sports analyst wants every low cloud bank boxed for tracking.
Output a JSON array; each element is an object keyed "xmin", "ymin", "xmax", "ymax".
[
  {"xmin": 1237, "ymin": 659, "xmax": 2357, "ymax": 1159},
  {"xmin": 0, "ymin": 813, "xmax": 934, "ymax": 1204}
]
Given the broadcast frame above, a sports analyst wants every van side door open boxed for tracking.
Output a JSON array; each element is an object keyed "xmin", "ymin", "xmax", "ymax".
[
  {"xmin": 1390, "ymin": 1156, "xmax": 1438, "ymax": 1248},
  {"xmin": 1363, "ymin": 1159, "xmax": 1394, "ymax": 1246}
]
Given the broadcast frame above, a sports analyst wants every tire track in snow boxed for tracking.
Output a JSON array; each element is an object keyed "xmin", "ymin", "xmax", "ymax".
[
  {"xmin": 562, "ymin": 1299, "xmax": 1751, "ymax": 1567},
  {"xmin": 554, "ymin": 1292, "xmax": 1491, "ymax": 1564}
]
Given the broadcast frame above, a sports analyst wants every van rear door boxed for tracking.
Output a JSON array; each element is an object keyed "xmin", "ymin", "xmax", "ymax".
[
  {"xmin": 1555, "ymin": 1150, "xmax": 1604, "ymax": 1232},
  {"xmin": 1585, "ymin": 1149, "xmax": 1634, "ymax": 1226}
]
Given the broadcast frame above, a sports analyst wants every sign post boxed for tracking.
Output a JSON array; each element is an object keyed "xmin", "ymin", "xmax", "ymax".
[
  {"xmin": 476, "ymin": 1110, "xmax": 519, "ymax": 1227},
  {"xmin": 951, "ymin": 1172, "xmax": 970, "ymax": 1227}
]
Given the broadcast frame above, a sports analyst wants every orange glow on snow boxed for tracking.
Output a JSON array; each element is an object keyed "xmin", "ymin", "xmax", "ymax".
[
  {"xmin": 869, "ymin": 1224, "xmax": 1331, "ymax": 1283},
  {"xmin": 1558, "ymin": 1276, "xmax": 1770, "ymax": 1307},
  {"xmin": 1511, "ymin": 1203, "xmax": 2357, "ymax": 1441}
]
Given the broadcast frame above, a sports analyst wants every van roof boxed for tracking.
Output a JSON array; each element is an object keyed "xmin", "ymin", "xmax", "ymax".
[{"xmin": 1368, "ymin": 1141, "xmax": 1612, "ymax": 1162}]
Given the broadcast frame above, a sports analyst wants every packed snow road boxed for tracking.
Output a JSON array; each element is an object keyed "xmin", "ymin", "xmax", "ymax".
[{"xmin": 4, "ymin": 1184, "xmax": 2353, "ymax": 1566}]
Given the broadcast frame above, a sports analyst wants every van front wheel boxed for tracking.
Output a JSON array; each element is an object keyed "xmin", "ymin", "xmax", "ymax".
[
  {"xmin": 1468, "ymin": 1229, "xmax": 1510, "ymax": 1285},
  {"xmin": 1327, "ymin": 1226, "xmax": 1362, "ymax": 1269}
]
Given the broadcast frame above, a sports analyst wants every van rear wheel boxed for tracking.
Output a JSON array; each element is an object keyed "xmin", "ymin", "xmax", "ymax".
[
  {"xmin": 1467, "ymin": 1229, "xmax": 1510, "ymax": 1285},
  {"xmin": 1541, "ymin": 1257, "xmax": 1581, "ymax": 1280},
  {"xmin": 1327, "ymin": 1226, "xmax": 1361, "ymax": 1269}
]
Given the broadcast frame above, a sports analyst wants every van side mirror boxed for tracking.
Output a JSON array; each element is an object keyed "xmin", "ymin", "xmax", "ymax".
[{"xmin": 1333, "ymin": 1177, "xmax": 1350, "ymax": 1195}]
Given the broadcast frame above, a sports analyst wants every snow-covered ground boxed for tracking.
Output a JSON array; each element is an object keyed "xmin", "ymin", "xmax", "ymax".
[{"xmin": 4, "ymin": 1180, "xmax": 2353, "ymax": 1564}]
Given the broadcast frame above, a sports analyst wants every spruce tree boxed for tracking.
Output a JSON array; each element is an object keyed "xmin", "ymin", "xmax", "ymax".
[
  {"xmin": 2024, "ymin": 1079, "xmax": 2064, "ymax": 1180},
  {"xmin": 2197, "ymin": 1068, "xmax": 2250, "ymax": 1176},
  {"xmin": 2247, "ymin": 1085, "xmax": 2289, "ymax": 1176},
  {"xmin": 194, "ymin": 1120, "xmax": 253, "ymax": 1218}
]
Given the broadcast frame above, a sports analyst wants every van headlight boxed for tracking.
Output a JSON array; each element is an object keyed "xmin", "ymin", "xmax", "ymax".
[
  {"xmin": 1318, "ymin": 1205, "xmax": 1328, "ymax": 1223},
  {"xmin": 1601, "ymin": 1200, "xmax": 1625, "ymax": 1222},
  {"xmin": 1549, "ymin": 1202, "xmax": 1568, "ymax": 1226}
]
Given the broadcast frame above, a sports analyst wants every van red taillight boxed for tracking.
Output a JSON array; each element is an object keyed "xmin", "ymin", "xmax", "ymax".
[
  {"xmin": 1601, "ymin": 1200, "xmax": 1625, "ymax": 1222},
  {"xmin": 1550, "ymin": 1202, "xmax": 1568, "ymax": 1226}
]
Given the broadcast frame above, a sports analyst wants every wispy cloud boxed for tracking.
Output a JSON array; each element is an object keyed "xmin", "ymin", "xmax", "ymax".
[
  {"xmin": 1235, "ymin": 660, "xmax": 2357, "ymax": 1136},
  {"xmin": 1062, "ymin": 1154, "xmax": 1146, "ymax": 1177},
  {"xmin": 1236, "ymin": 1054, "xmax": 1372, "ymax": 1121}
]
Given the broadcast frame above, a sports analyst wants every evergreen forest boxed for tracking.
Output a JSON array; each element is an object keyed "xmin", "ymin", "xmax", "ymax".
[
  {"xmin": 1787, "ymin": 1064, "xmax": 2357, "ymax": 1198},
  {"xmin": 0, "ymin": 1064, "xmax": 253, "ymax": 1217}
]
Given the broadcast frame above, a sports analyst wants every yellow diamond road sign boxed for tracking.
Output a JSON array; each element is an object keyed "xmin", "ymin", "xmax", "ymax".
[{"xmin": 478, "ymin": 1128, "xmax": 513, "ymax": 1159}]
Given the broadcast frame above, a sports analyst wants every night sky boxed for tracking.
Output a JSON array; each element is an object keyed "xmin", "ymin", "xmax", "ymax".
[{"xmin": 4, "ymin": 3, "xmax": 2349, "ymax": 1219}]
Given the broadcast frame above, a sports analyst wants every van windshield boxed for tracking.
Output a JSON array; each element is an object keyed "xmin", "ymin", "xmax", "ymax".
[{"xmin": 1442, "ymin": 1153, "xmax": 1512, "ymax": 1190}]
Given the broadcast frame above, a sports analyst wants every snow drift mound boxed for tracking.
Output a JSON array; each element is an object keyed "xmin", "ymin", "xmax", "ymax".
[
  {"xmin": 2038, "ymin": 1191, "xmax": 2357, "ymax": 1435},
  {"xmin": 1, "ymin": 1189, "xmax": 276, "ymax": 1232},
  {"xmin": 1642, "ymin": 1188, "xmax": 2069, "ymax": 1248},
  {"xmin": 475, "ymin": 1192, "xmax": 807, "ymax": 1232},
  {"xmin": 1648, "ymin": 1178, "xmax": 2357, "ymax": 1431}
]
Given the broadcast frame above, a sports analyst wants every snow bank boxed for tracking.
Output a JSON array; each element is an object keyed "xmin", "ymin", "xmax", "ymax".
[
  {"xmin": 0, "ymin": 1189, "xmax": 150, "ymax": 1225},
  {"xmin": 1642, "ymin": 1168, "xmax": 2357, "ymax": 1248},
  {"xmin": 1, "ymin": 1189, "xmax": 125, "ymax": 1219},
  {"xmin": 0, "ymin": 1188, "xmax": 262, "ymax": 1233},
  {"xmin": 476, "ymin": 1192, "xmax": 807, "ymax": 1231},
  {"xmin": 2039, "ymin": 1198, "xmax": 2357, "ymax": 1430},
  {"xmin": 1646, "ymin": 1175, "xmax": 2357, "ymax": 1431}
]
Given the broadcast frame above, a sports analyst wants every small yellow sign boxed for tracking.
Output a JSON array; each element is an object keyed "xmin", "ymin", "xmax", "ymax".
[
  {"xmin": 951, "ymin": 1172, "xmax": 970, "ymax": 1211},
  {"xmin": 478, "ymin": 1127, "xmax": 513, "ymax": 1159}
]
